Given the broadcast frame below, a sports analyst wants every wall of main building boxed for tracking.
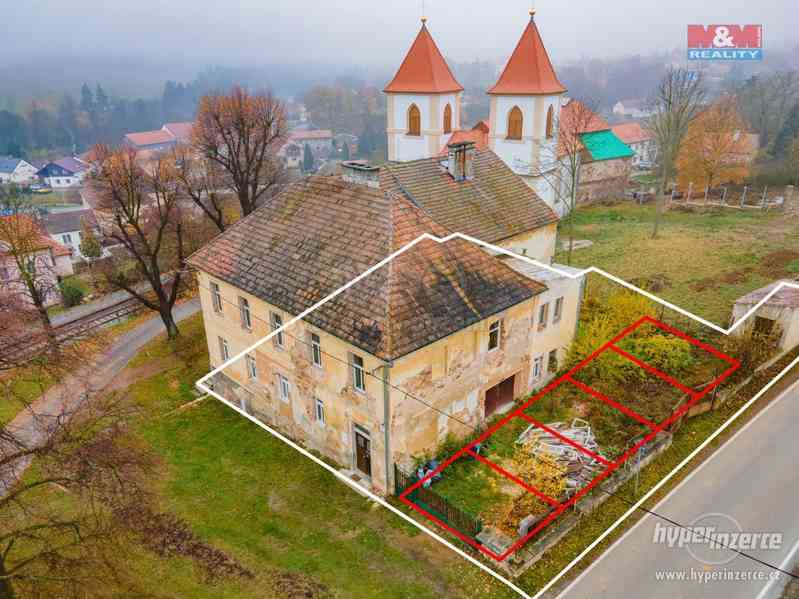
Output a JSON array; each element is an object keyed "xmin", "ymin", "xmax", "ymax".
[{"xmin": 197, "ymin": 269, "xmax": 577, "ymax": 495}]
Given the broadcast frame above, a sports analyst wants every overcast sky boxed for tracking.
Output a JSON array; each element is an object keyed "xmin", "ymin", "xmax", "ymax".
[{"xmin": 3, "ymin": 0, "xmax": 795, "ymax": 68}]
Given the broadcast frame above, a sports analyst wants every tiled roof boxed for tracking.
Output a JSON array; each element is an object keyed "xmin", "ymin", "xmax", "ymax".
[
  {"xmin": 124, "ymin": 130, "xmax": 176, "ymax": 148},
  {"xmin": 381, "ymin": 149, "xmax": 558, "ymax": 244},
  {"xmin": 557, "ymin": 99, "xmax": 610, "ymax": 157},
  {"xmin": 384, "ymin": 23, "xmax": 463, "ymax": 94},
  {"xmin": 438, "ymin": 122, "xmax": 490, "ymax": 155},
  {"xmin": 736, "ymin": 280, "xmax": 799, "ymax": 309},
  {"xmin": 162, "ymin": 122, "xmax": 193, "ymax": 142},
  {"xmin": 488, "ymin": 17, "xmax": 566, "ymax": 96},
  {"xmin": 0, "ymin": 215, "xmax": 71, "ymax": 257},
  {"xmin": 0, "ymin": 157, "xmax": 22, "ymax": 174},
  {"xmin": 611, "ymin": 122, "xmax": 652, "ymax": 145},
  {"xmin": 41, "ymin": 209, "xmax": 97, "ymax": 235},
  {"xmin": 187, "ymin": 176, "xmax": 544, "ymax": 360}
]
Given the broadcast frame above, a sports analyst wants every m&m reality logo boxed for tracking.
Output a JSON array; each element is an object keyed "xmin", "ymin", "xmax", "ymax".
[{"xmin": 687, "ymin": 25, "xmax": 763, "ymax": 61}]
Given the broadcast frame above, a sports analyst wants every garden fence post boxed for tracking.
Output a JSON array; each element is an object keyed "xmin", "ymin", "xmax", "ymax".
[
  {"xmin": 741, "ymin": 186, "xmax": 747, "ymax": 208},
  {"xmin": 761, "ymin": 186, "xmax": 768, "ymax": 208},
  {"xmin": 704, "ymin": 186, "xmax": 709, "ymax": 204},
  {"xmin": 687, "ymin": 182, "xmax": 693, "ymax": 202},
  {"xmin": 721, "ymin": 187, "xmax": 727, "ymax": 205}
]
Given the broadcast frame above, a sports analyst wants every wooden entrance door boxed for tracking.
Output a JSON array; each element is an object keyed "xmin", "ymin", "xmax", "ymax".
[
  {"xmin": 484, "ymin": 375, "xmax": 516, "ymax": 418},
  {"xmin": 354, "ymin": 428, "xmax": 372, "ymax": 478}
]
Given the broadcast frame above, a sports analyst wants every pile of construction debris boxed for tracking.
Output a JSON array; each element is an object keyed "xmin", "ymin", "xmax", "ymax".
[{"xmin": 516, "ymin": 418, "xmax": 607, "ymax": 495}]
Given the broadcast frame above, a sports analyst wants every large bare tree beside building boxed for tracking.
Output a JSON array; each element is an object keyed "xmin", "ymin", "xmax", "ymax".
[
  {"xmin": 649, "ymin": 68, "xmax": 705, "ymax": 238},
  {"xmin": 92, "ymin": 146, "xmax": 188, "ymax": 339},
  {"xmin": 192, "ymin": 87, "xmax": 288, "ymax": 219},
  {"xmin": 0, "ymin": 191, "xmax": 63, "ymax": 354},
  {"xmin": 539, "ymin": 98, "xmax": 601, "ymax": 265}
]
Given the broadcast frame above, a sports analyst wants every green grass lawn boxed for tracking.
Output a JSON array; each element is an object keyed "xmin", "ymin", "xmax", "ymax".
[
  {"xmin": 114, "ymin": 314, "xmax": 518, "ymax": 599},
  {"xmin": 556, "ymin": 203, "xmax": 799, "ymax": 325}
]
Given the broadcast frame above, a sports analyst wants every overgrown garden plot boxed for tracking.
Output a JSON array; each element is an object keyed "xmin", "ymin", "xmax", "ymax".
[{"xmin": 398, "ymin": 316, "xmax": 739, "ymax": 563}]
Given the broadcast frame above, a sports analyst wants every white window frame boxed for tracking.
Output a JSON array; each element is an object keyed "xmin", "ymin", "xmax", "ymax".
[
  {"xmin": 314, "ymin": 397, "xmax": 326, "ymax": 427},
  {"xmin": 277, "ymin": 373, "xmax": 290, "ymax": 403},
  {"xmin": 488, "ymin": 320, "xmax": 501, "ymax": 351},
  {"xmin": 271, "ymin": 312, "xmax": 284, "ymax": 348},
  {"xmin": 311, "ymin": 332, "xmax": 322, "ymax": 368},
  {"xmin": 538, "ymin": 302, "xmax": 549, "ymax": 331},
  {"xmin": 553, "ymin": 297, "xmax": 563, "ymax": 324},
  {"xmin": 533, "ymin": 355, "xmax": 543, "ymax": 380},
  {"xmin": 352, "ymin": 354, "xmax": 366, "ymax": 393},
  {"xmin": 62, "ymin": 233, "xmax": 72, "ymax": 244},
  {"xmin": 238, "ymin": 296, "xmax": 252, "ymax": 330},
  {"xmin": 245, "ymin": 353, "xmax": 257, "ymax": 380},
  {"xmin": 210, "ymin": 281, "xmax": 222, "ymax": 313},
  {"xmin": 218, "ymin": 336, "xmax": 229, "ymax": 362}
]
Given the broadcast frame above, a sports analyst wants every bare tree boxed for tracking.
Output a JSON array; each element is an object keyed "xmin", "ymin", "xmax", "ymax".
[
  {"xmin": 0, "ymin": 352, "xmax": 151, "ymax": 599},
  {"xmin": 649, "ymin": 68, "xmax": 706, "ymax": 239},
  {"xmin": 538, "ymin": 98, "xmax": 601, "ymax": 265},
  {"xmin": 92, "ymin": 146, "xmax": 188, "ymax": 339},
  {"xmin": 192, "ymin": 86, "xmax": 288, "ymax": 220},
  {"xmin": 0, "ymin": 190, "xmax": 64, "ymax": 354},
  {"xmin": 172, "ymin": 144, "xmax": 234, "ymax": 233}
]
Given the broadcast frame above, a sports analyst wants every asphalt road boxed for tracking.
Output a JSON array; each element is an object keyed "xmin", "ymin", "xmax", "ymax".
[
  {"xmin": 558, "ymin": 379, "xmax": 799, "ymax": 599},
  {"xmin": 1, "ymin": 299, "xmax": 201, "ymax": 497}
]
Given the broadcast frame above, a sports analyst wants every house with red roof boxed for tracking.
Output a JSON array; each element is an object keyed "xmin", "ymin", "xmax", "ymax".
[
  {"xmin": 611, "ymin": 122, "xmax": 657, "ymax": 168},
  {"xmin": 123, "ymin": 122, "xmax": 194, "ymax": 152}
]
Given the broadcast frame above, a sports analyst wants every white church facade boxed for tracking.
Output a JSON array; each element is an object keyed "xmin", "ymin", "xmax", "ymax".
[{"xmin": 384, "ymin": 12, "xmax": 570, "ymax": 213}]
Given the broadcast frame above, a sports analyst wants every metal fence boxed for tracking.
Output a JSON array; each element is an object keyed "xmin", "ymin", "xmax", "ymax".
[
  {"xmin": 670, "ymin": 183, "xmax": 793, "ymax": 211},
  {"xmin": 394, "ymin": 464, "xmax": 483, "ymax": 539}
]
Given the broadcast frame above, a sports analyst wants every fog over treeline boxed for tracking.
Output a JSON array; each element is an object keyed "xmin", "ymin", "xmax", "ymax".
[{"xmin": 1, "ymin": 0, "xmax": 796, "ymax": 104}]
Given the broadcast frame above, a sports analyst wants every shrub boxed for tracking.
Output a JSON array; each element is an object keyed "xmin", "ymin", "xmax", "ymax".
[{"xmin": 59, "ymin": 277, "xmax": 86, "ymax": 307}]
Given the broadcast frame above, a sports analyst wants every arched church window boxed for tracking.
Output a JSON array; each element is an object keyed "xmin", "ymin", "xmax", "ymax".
[
  {"xmin": 546, "ymin": 105, "xmax": 555, "ymax": 139},
  {"xmin": 443, "ymin": 104, "xmax": 452, "ymax": 134},
  {"xmin": 507, "ymin": 106, "xmax": 523, "ymax": 140},
  {"xmin": 408, "ymin": 104, "xmax": 421, "ymax": 136}
]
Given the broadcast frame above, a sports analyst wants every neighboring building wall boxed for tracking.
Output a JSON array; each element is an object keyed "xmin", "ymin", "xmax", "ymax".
[
  {"xmin": 0, "ymin": 161, "xmax": 38, "ymax": 184},
  {"xmin": 629, "ymin": 140, "xmax": 657, "ymax": 166},
  {"xmin": 732, "ymin": 302, "xmax": 799, "ymax": 353},
  {"xmin": 496, "ymin": 222, "xmax": 558, "ymax": 263},
  {"xmin": 578, "ymin": 157, "xmax": 632, "ymax": 203},
  {"xmin": 387, "ymin": 92, "xmax": 460, "ymax": 161},
  {"xmin": 0, "ymin": 250, "xmax": 63, "ymax": 307},
  {"xmin": 53, "ymin": 229, "xmax": 82, "ymax": 260}
]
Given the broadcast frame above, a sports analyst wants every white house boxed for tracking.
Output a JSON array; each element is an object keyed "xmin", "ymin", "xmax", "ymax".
[
  {"xmin": 612, "ymin": 99, "xmax": 653, "ymax": 119},
  {"xmin": 40, "ymin": 209, "xmax": 100, "ymax": 262},
  {"xmin": 611, "ymin": 122, "xmax": 657, "ymax": 167},
  {"xmin": 36, "ymin": 157, "xmax": 89, "ymax": 188},
  {"xmin": 0, "ymin": 157, "xmax": 39, "ymax": 185}
]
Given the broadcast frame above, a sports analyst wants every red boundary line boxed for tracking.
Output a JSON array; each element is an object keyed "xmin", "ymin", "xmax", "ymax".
[
  {"xmin": 466, "ymin": 448, "xmax": 561, "ymax": 506},
  {"xmin": 608, "ymin": 345, "xmax": 699, "ymax": 397},
  {"xmin": 566, "ymin": 376, "xmax": 659, "ymax": 430},
  {"xmin": 399, "ymin": 316, "xmax": 740, "ymax": 563},
  {"xmin": 517, "ymin": 413, "xmax": 612, "ymax": 467}
]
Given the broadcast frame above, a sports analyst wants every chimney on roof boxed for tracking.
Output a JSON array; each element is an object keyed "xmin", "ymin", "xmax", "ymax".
[
  {"xmin": 341, "ymin": 160, "xmax": 380, "ymax": 188},
  {"xmin": 446, "ymin": 141, "xmax": 475, "ymax": 182}
]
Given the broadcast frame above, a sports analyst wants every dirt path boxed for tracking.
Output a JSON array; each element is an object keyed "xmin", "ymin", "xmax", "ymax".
[{"xmin": 0, "ymin": 299, "xmax": 201, "ymax": 497}]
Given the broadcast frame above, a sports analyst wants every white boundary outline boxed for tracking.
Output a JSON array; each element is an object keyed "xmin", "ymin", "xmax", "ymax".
[{"xmin": 194, "ymin": 231, "xmax": 799, "ymax": 599}]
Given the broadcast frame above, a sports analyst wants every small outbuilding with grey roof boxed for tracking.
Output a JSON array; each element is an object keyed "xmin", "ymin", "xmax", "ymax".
[{"xmin": 732, "ymin": 280, "xmax": 799, "ymax": 352}]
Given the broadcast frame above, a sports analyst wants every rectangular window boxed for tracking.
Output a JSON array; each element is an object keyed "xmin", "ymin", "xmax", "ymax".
[
  {"xmin": 548, "ymin": 349, "xmax": 559, "ymax": 373},
  {"xmin": 310, "ymin": 332, "xmax": 322, "ymax": 367},
  {"xmin": 538, "ymin": 303, "xmax": 549, "ymax": 331},
  {"xmin": 271, "ymin": 312, "xmax": 284, "ymax": 348},
  {"xmin": 62, "ymin": 233, "xmax": 72, "ymax": 244},
  {"xmin": 238, "ymin": 296, "xmax": 252, "ymax": 330},
  {"xmin": 210, "ymin": 281, "xmax": 222, "ymax": 313},
  {"xmin": 533, "ymin": 355, "xmax": 543, "ymax": 380},
  {"xmin": 352, "ymin": 354, "xmax": 366, "ymax": 392},
  {"xmin": 553, "ymin": 297, "xmax": 563, "ymax": 323},
  {"xmin": 277, "ymin": 374, "xmax": 290, "ymax": 403},
  {"xmin": 0, "ymin": 267, "xmax": 8, "ymax": 281},
  {"xmin": 314, "ymin": 397, "xmax": 325, "ymax": 426},
  {"xmin": 488, "ymin": 320, "xmax": 501, "ymax": 351},
  {"xmin": 245, "ymin": 353, "xmax": 257, "ymax": 379},
  {"xmin": 218, "ymin": 336, "xmax": 229, "ymax": 361}
]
